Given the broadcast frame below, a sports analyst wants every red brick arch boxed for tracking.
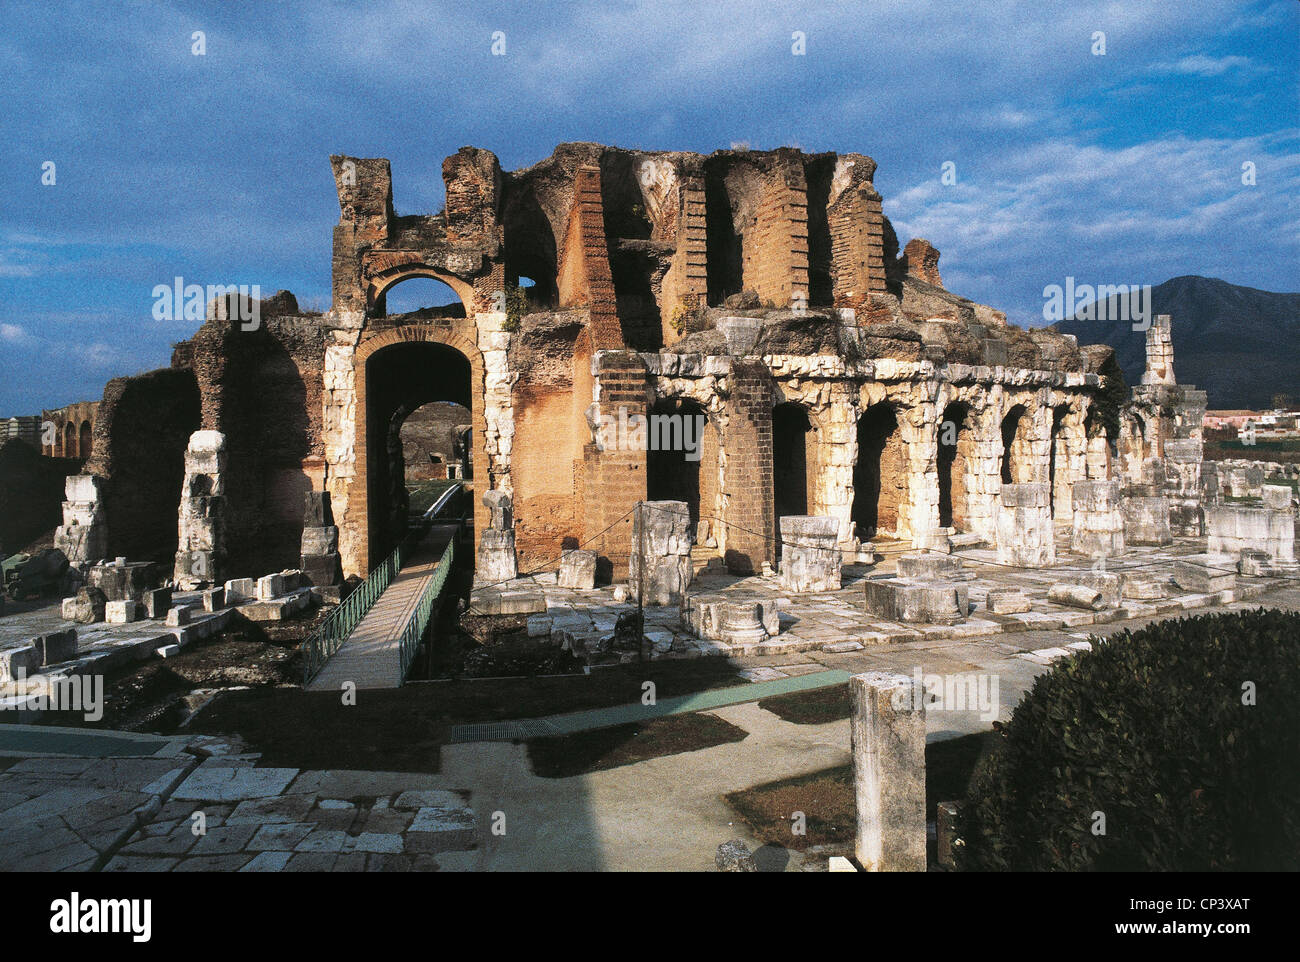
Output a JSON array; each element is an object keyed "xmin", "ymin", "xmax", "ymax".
[
  {"xmin": 363, "ymin": 257, "xmax": 480, "ymax": 316},
  {"xmin": 351, "ymin": 321, "xmax": 489, "ymax": 573}
]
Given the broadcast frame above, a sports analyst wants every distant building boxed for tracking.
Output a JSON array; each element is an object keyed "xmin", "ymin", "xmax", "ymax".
[
  {"xmin": 40, "ymin": 401, "xmax": 100, "ymax": 460},
  {"xmin": 1, "ymin": 415, "xmax": 43, "ymax": 448}
]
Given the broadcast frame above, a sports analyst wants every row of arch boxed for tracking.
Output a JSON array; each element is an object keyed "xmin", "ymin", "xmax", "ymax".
[
  {"xmin": 44, "ymin": 420, "xmax": 93, "ymax": 460},
  {"xmin": 645, "ymin": 396, "xmax": 1087, "ymax": 549}
]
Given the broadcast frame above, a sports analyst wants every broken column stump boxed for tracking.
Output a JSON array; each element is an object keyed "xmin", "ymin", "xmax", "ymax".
[
  {"xmin": 1070, "ymin": 480, "xmax": 1125, "ymax": 559},
  {"xmin": 778, "ymin": 516, "xmax": 842, "ymax": 593},
  {"xmin": 476, "ymin": 489, "xmax": 518, "ymax": 584},
  {"xmin": 995, "ymin": 483, "xmax": 1055, "ymax": 567},
  {"xmin": 628, "ymin": 500, "xmax": 694, "ymax": 607},
  {"xmin": 54, "ymin": 474, "xmax": 108, "ymax": 567},
  {"xmin": 173, "ymin": 430, "xmax": 228, "ymax": 589},
  {"xmin": 851, "ymin": 671, "xmax": 927, "ymax": 872},
  {"xmin": 300, "ymin": 490, "xmax": 341, "ymax": 587}
]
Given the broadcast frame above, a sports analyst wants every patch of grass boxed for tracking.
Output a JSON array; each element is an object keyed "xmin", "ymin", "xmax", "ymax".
[
  {"xmin": 758, "ymin": 683, "xmax": 849, "ymax": 724},
  {"xmin": 725, "ymin": 732, "xmax": 998, "ymax": 855},
  {"xmin": 526, "ymin": 712, "xmax": 748, "ymax": 778},
  {"xmin": 188, "ymin": 659, "xmax": 748, "ymax": 774}
]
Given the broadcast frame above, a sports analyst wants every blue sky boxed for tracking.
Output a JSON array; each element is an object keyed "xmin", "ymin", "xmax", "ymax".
[{"xmin": 1, "ymin": 0, "xmax": 1297, "ymax": 413}]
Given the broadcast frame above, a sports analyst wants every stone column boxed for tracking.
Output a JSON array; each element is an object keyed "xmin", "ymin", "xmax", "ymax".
[
  {"xmin": 1070, "ymin": 480, "xmax": 1125, "ymax": 558},
  {"xmin": 995, "ymin": 482, "xmax": 1055, "ymax": 567},
  {"xmin": 476, "ymin": 489, "xmax": 518, "ymax": 584},
  {"xmin": 174, "ymin": 430, "xmax": 227, "ymax": 589},
  {"xmin": 851, "ymin": 671, "xmax": 927, "ymax": 872},
  {"xmin": 1141, "ymin": 314, "xmax": 1175, "ymax": 385},
  {"xmin": 54, "ymin": 474, "xmax": 108, "ymax": 568},
  {"xmin": 719, "ymin": 361, "xmax": 774, "ymax": 574},
  {"xmin": 778, "ymin": 515, "xmax": 842, "ymax": 592},
  {"xmin": 629, "ymin": 500, "xmax": 693, "ymax": 606},
  {"xmin": 300, "ymin": 491, "xmax": 341, "ymax": 586}
]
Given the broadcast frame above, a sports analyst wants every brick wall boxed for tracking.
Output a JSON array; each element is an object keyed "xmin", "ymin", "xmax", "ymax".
[{"xmin": 720, "ymin": 361, "xmax": 774, "ymax": 573}]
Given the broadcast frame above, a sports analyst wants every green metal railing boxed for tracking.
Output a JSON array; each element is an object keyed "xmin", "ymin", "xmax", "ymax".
[
  {"xmin": 301, "ymin": 482, "xmax": 462, "ymax": 686},
  {"xmin": 398, "ymin": 537, "xmax": 456, "ymax": 682}
]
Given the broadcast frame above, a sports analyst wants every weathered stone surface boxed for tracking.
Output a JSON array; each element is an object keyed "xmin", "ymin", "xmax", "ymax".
[
  {"xmin": 32, "ymin": 629, "xmax": 77, "ymax": 665},
  {"xmin": 174, "ymin": 431, "xmax": 228, "ymax": 589},
  {"xmin": 985, "ymin": 587, "xmax": 1030, "ymax": 614},
  {"xmin": 1047, "ymin": 584, "xmax": 1105, "ymax": 611},
  {"xmin": 223, "ymin": 578, "xmax": 256, "ymax": 605},
  {"xmin": 0, "ymin": 645, "xmax": 40, "ymax": 682},
  {"xmin": 715, "ymin": 839, "xmax": 757, "ymax": 872},
  {"xmin": 477, "ymin": 528, "xmax": 518, "ymax": 585},
  {"xmin": 1206, "ymin": 503, "xmax": 1295, "ymax": 565},
  {"xmin": 1070, "ymin": 480, "xmax": 1125, "ymax": 558},
  {"xmin": 256, "ymin": 573, "xmax": 286, "ymax": 601},
  {"xmin": 69, "ymin": 586, "xmax": 107, "ymax": 624},
  {"xmin": 851, "ymin": 671, "xmax": 926, "ymax": 872},
  {"xmin": 1172, "ymin": 555, "xmax": 1236, "ymax": 593},
  {"xmin": 864, "ymin": 577, "xmax": 968, "ymax": 624},
  {"xmin": 629, "ymin": 501, "xmax": 693, "ymax": 607},
  {"xmin": 778, "ymin": 516, "xmax": 841, "ymax": 593},
  {"xmin": 142, "ymin": 586, "xmax": 172, "ymax": 619},
  {"xmin": 895, "ymin": 552, "xmax": 962, "ymax": 581},
  {"xmin": 105, "ymin": 599, "xmax": 142, "ymax": 624},
  {"xmin": 1122, "ymin": 495, "xmax": 1173, "ymax": 546},
  {"xmin": 995, "ymin": 483, "xmax": 1055, "ymax": 567},
  {"xmin": 557, "ymin": 549, "xmax": 597, "ymax": 589},
  {"xmin": 165, "ymin": 606, "xmax": 190, "ymax": 627}
]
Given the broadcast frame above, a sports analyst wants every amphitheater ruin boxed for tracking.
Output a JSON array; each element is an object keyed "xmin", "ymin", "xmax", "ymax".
[{"xmin": 14, "ymin": 142, "xmax": 1296, "ymax": 678}]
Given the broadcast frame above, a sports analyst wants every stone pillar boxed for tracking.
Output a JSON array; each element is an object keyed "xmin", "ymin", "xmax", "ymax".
[
  {"xmin": 1121, "ymin": 493, "xmax": 1173, "ymax": 546},
  {"xmin": 300, "ymin": 491, "xmax": 341, "ymax": 587},
  {"xmin": 1141, "ymin": 314, "xmax": 1175, "ymax": 385},
  {"xmin": 1162, "ymin": 438, "xmax": 1205, "ymax": 537},
  {"xmin": 778, "ymin": 516, "xmax": 841, "ymax": 592},
  {"xmin": 719, "ymin": 361, "xmax": 774, "ymax": 574},
  {"xmin": 173, "ymin": 430, "xmax": 227, "ymax": 589},
  {"xmin": 1070, "ymin": 480, "xmax": 1125, "ymax": 558},
  {"xmin": 995, "ymin": 482, "xmax": 1055, "ymax": 567},
  {"xmin": 476, "ymin": 489, "xmax": 518, "ymax": 584},
  {"xmin": 582, "ymin": 352, "xmax": 648, "ymax": 580},
  {"xmin": 54, "ymin": 474, "xmax": 108, "ymax": 567},
  {"xmin": 629, "ymin": 500, "xmax": 693, "ymax": 606},
  {"xmin": 851, "ymin": 671, "xmax": 927, "ymax": 872}
]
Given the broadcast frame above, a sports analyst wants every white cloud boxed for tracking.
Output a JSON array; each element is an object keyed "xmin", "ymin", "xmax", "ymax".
[{"xmin": 1150, "ymin": 54, "xmax": 1254, "ymax": 77}]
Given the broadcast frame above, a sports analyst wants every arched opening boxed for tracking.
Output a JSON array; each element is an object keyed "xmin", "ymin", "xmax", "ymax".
[
  {"xmin": 1000, "ymin": 404, "xmax": 1029, "ymax": 484},
  {"xmin": 646, "ymin": 397, "xmax": 715, "ymax": 530},
  {"xmin": 379, "ymin": 276, "xmax": 466, "ymax": 320},
  {"xmin": 79, "ymin": 420, "xmax": 93, "ymax": 462},
  {"xmin": 938, "ymin": 401, "xmax": 972, "ymax": 530},
  {"xmin": 364, "ymin": 340, "xmax": 473, "ymax": 564},
  {"xmin": 773, "ymin": 402, "xmax": 815, "ymax": 532},
  {"xmin": 1049, "ymin": 404, "xmax": 1069, "ymax": 516},
  {"xmin": 62, "ymin": 422, "xmax": 77, "ymax": 459},
  {"xmin": 852, "ymin": 402, "xmax": 906, "ymax": 540}
]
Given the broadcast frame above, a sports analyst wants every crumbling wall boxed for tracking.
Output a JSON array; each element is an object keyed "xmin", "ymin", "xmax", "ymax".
[{"xmin": 86, "ymin": 368, "xmax": 200, "ymax": 563}]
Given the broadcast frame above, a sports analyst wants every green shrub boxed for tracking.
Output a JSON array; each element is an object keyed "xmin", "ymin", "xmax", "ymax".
[{"xmin": 958, "ymin": 608, "xmax": 1300, "ymax": 871}]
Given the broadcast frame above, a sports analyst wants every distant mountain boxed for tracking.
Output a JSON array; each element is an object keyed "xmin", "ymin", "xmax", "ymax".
[{"xmin": 1053, "ymin": 276, "xmax": 1300, "ymax": 410}]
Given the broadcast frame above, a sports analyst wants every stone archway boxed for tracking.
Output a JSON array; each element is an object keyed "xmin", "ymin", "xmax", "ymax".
[
  {"xmin": 366, "ymin": 261, "xmax": 480, "ymax": 319},
  {"xmin": 348, "ymin": 321, "xmax": 490, "ymax": 575}
]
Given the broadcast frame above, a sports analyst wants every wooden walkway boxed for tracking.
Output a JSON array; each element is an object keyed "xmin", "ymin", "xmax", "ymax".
[{"xmin": 306, "ymin": 526, "xmax": 456, "ymax": 692}]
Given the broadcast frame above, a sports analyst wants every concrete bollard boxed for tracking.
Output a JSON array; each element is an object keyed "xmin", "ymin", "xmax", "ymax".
[{"xmin": 850, "ymin": 671, "xmax": 927, "ymax": 872}]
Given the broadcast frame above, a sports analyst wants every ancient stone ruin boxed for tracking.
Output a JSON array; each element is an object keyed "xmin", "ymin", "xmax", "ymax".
[{"xmin": 41, "ymin": 142, "xmax": 1262, "ymax": 656}]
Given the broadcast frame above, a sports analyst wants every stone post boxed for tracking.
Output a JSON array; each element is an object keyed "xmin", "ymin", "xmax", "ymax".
[
  {"xmin": 629, "ymin": 500, "xmax": 693, "ymax": 606},
  {"xmin": 778, "ymin": 516, "xmax": 841, "ymax": 592},
  {"xmin": 1070, "ymin": 479, "xmax": 1125, "ymax": 558},
  {"xmin": 851, "ymin": 671, "xmax": 927, "ymax": 872},
  {"xmin": 1141, "ymin": 314, "xmax": 1175, "ymax": 385},
  {"xmin": 173, "ymin": 430, "xmax": 227, "ymax": 589},
  {"xmin": 995, "ymin": 482, "xmax": 1055, "ymax": 566},
  {"xmin": 54, "ymin": 474, "xmax": 108, "ymax": 567},
  {"xmin": 476, "ymin": 489, "xmax": 518, "ymax": 584},
  {"xmin": 300, "ymin": 490, "xmax": 341, "ymax": 586}
]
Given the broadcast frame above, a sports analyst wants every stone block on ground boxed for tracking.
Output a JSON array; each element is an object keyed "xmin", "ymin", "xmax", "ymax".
[
  {"xmin": 1172, "ymin": 555, "xmax": 1237, "ymax": 593},
  {"xmin": 557, "ymin": 549, "xmax": 597, "ymax": 589},
  {"xmin": 715, "ymin": 840, "xmax": 757, "ymax": 872},
  {"xmin": 985, "ymin": 587, "xmax": 1030, "ymax": 614},
  {"xmin": 863, "ymin": 578, "xmax": 968, "ymax": 625},
  {"xmin": 895, "ymin": 552, "xmax": 963, "ymax": 581},
  {"xmin": 142, "ymin": 587, "xmax": 173, "ymax": 619},
  {"xmin": 32, "ymin": 629, "xmax": 78, "ymax": 666},
  {"xmin": 70, "ymin": 587, "xmax": 107, "ymax": 624},
  {"xmin": 778, "ymin": 516, "xmax": 842, "ymax": 593},
  {"xmin": 105, "ymin": 600, "xmax": 142, "ymax": 624}
]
